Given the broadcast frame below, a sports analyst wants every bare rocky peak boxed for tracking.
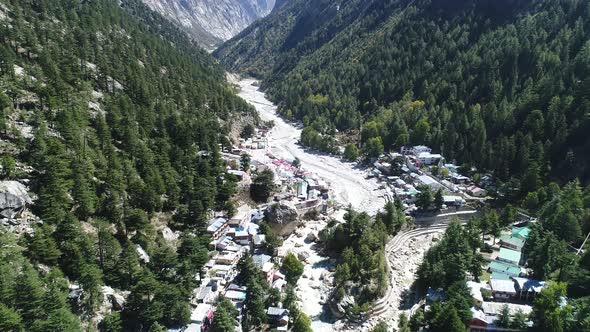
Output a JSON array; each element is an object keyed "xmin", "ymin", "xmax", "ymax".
[{"xmin": 142, "ymin": 0, "xmax": 275, "ymax": 50}]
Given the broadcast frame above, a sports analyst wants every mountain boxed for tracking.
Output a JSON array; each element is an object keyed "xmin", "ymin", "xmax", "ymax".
[
  {"xmin": 142, "ymin": 0, "xmax": 276, "ymax": 49},
  {"xmin": 0, "ymin": 0, "xmax": 253, "ymax": 330},
  {"xmin": 216, "ymin": 0, "xmax": 590, "ymax": 187}
]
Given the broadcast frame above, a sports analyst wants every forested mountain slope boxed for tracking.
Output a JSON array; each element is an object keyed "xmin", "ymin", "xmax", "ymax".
[
  {"xmin": 0, "ymin": 0, "xmax": 253, "ymax": 330},
  {"xmin": 216, "ymin": 0, "xmax": 590, "ymax": 190},
  {"xmin": 142, "ymin": 0, "xmax": 275, "ymax": 50}
]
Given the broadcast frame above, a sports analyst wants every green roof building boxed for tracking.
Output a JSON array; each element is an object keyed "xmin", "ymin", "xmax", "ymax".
[
  {"xmin": 498, "ymin": 248, "xmax": 522, "ymax": 265},
  {"xmin": 491, "ymin": 272, "xmax": 511, "ymax": 280},
  {"xmin": 500, "ymin": 235, "xmax": 525, "ymax": 251},
  {"xmin": 489, "ymin": 260, "xmax": 521, "ymax": 277},
  {"xmin": 512, "ymin": 226, "xmax": 531, "ymax": 240}
]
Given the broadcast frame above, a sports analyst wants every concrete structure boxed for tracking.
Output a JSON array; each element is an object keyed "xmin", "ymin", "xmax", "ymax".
[
  {"xmin": 490, "ymin": 278, "xmax": 516, "ymax": 302},
  {"xmin": 229, "ymin": 205, "xmax": 251, "ymax": 227},
  {"xmin": 513, "ymin": 277, "xmax": 545, "ymax": 302},
  {"xmin": 499, "ymin": 235, "xmax": 525, "ymax": 252},
  {"xmin": 417, "ymin": 152, "xmax": 443, "ymax": 165},
  {"xmin": 207, "ymin": 217, "xmax": 228, "ymax": 240}
]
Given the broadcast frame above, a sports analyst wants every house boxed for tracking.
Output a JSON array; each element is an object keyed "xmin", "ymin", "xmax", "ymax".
[
  {"xmin": 443, "ymin": 195, "xmax": 466, "ymax": 207},
  {"xmin": 468, "ymin": 186, "xmax": 487, "ymax": 197},
  {"xmin": 411, "ymin": 145, "xmax": 432, "ymax": 155},
  {"xmin": 512, "ymin": 227, "xmax": 531, "ymax": 240},
  {"xmin": 215, "ymin": 251, "xmax": 240, "ymax": 266},
  {"xmin": 417, "ymin": 152, "xmax": 443, "ymax": 165},
  {"xmin": 190, "ymin": 303, "xmax": 213, "ymax": 326},
  {"xmin": 229, "ymin": 205, "xmax": 251, "ymax": 227},
  {"xmin": 467, "ymin": 281, "xmax": 486, "ymax": 307},
  {"xmin": 498, "ymin": 248, "xmax": 522, "ymax": 265},
  {"xmin": 469, "ymin": 308, "xmax": 490, "ymax": 331},
  {"xmin": 262, "ymin": 261, "xmax": 275, "ymax": 284},
  {"xmin": 513, "ymin": 277, "xmax": 546, "ymax": 302},
  {"xmin": 308, "ymin": 189, "xmax": 321, "ymax": 200},
  {"xmin": 267, "ymin": 307, "xmax": 289, "ymax": 330},
  {"xmin": 207, "ymin": 217, "xmax": 228, "ymax": 240},
  {"xmin": 489, "ymin": 278, "xmax": 516, "ymax": 302},
  {"xmin": 252, "ymin": 254, "xmax": 272, "ymax": 269},
  {"xmin": 196, "ymin": 286, "xmax": 216, "ymax": 304},
  {"xmin": 253, "ymin": 234, "xmax": 266, "ymax": 248},
  {"xmin": 499, "ymin": 235, "xmax": 525, "ymax": 252},
  {"xmin": 450, "ymin": 173, "xmax": 469, "ymax": 184},
  {"xmin": 225, "ymin": 289, "xmax": 247, "ymax": 303},
  {"xmin": 481, "ymin": 302, "xmax": 533, "ymax": 318},
  {"xmin": 297, "ymin": 181, "xmax": 308, "ymax": 200},
  {"xmin": 488, "ymin": 261, "xmax": 521, "ymax": 278},
  {"xmin": 418, "ymin": 175, "xmax": 442, "ymax": 190}
]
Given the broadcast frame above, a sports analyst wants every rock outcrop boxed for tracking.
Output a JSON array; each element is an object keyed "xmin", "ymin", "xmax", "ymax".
[
  {"xmin": 142, "ymin": 0, "xmax": 275, "ymax": 50},
  {"xmin": 264, "ymin": 202, "xmax": 299, "ymax": 236},
  {"xmin": 0, "ymin": 181, "xmax": 38, "ymax": 234},
  {"xmin": 0, "ymin": 180, "xmax": 32, "ymax": 219}
]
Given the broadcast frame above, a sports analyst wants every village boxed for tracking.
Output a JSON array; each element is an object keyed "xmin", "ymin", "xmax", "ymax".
[
  {"xmin": 181, "ymin": 125, "xmax": 338, "ymax": 332},
  {"xmin": 367, "ymin": 145, "xmax": 546, "ymax": 331}
]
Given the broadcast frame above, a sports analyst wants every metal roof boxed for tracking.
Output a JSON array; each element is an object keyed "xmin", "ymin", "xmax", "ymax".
[{"xmin": 498, "ymin": 248, "xmax": 522, "ymax": 264}]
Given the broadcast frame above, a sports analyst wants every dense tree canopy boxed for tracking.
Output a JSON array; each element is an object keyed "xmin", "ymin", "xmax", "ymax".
[
  {"xmin": 218, "ymin": 0, "xmax": 590, "ymax": 188},
  {"xmin": 0, "ymin": 0, "xmax": 254, "ymax": 330}
]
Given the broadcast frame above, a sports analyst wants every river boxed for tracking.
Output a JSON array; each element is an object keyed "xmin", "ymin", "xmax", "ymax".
[{"xmin": 236, "ymin": 78, "xmax": 390, "ymax": 331}]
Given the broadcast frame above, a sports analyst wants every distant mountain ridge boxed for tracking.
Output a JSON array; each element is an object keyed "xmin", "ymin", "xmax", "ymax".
[{"xmin": 142, "ymin": 0, "xmax": 276, "ymax": 49}]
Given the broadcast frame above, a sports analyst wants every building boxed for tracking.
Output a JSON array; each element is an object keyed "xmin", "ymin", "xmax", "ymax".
[
  {"xmin": 468, "ymin": 185, "xmax": 487, "ymax": 197},
  {"xmin": 417, "ymin": 152, "xmax": 443, "ymax": 165},
  {"xmin": 488, "ymin": 261, "xmax": 521, "ymax": 278},
  {"xmin": 467, "ymin": 281, "xmax": 486, "ymax": 307},
  {"xmin": 190, "ymin": 303, "xmax": 213, "ymax": 327},
  {"xmin": 499, "ymin": 235, "xmax": 525, "ymax": 252},
  {"xmin": 443, "ymin": 195, "xmax": 466, "ymax": 207},
  {"xmin": 498, "ymin": 248, "xmax": 522, "ymax": 265},
  {"xmin": 267, "ymin": 307, "xmax": 289, "ymax": 331},
  {"xmin": 513, "ymin": 277, "xmax": 546, "ymax": 302},
  {"xmin": 489, "ymin": 278, "xmax": 517, "ymax": 302},
  {"xmin": 412, "ymin": 145, "xmax": 432, "ymax": 155},
  {"xmin": 512, "ymin": 227, "xmax": 531, "ymax": 240},
  {"xmin": 207, "ymin": 217, "xmax": 228, "ymax": 240},
  {"xmin": 229, "ymin": 205, "xmax": 251, "ymax": 227},
  {"xmin": 418, "ymin": 175, "xmax": 442, "ymax": 190},
  {"xmin": 253, "ymin": 234, "xmax": 266, "ymax": 248},
  {"xmin": 215, "ymin": 251, "xmax": 241, "ymax": 265},
  {"xmin": 297, "ymin": 181, "xmax": 308, "ymax": 200}
]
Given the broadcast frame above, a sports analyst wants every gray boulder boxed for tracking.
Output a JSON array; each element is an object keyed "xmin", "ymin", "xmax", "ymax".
[
  {"xmin": 265, "ymin": 202, "xmax": 299, "ymax": 236},
  {"xmin": 0, "ymin": 181, "xmax": 32, "ymax": 219}
]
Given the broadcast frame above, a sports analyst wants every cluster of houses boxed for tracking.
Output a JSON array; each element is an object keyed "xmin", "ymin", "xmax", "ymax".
[
  {"xmin": 239, "ymin": 128, "xmax": 269, "ymax": 150},
  {"xmin": 426, "ymin": 224, "xmax": 544, "ymax": 331},
  {"xmin": 183, "ymin": 205, "xmax": 293, "ymax": 332},
  {"xmin": 270, "ymin": 157, "xmax": 333, "ymax": 216},
  {"xmin": 182, "ymin": 130, "xmax": 338, "ymax": 332},
  {"xmin": 468, "ymin": 225, "xmax": 547, "ymax": 331},
  {"xmin": 370, "ymin": 145, "xmax": 491, "ymax": 211}
]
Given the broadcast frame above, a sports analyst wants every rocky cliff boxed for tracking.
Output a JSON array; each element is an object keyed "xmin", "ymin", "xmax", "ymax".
[{"xmin": 141, "ymin": 0, "xmax": 276, "ymax": 50}]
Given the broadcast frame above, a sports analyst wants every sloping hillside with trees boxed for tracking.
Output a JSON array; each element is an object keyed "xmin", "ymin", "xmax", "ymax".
[
  {"xmin": 216, "ymin": 0, "xmax": 590, "ymax": 191},
  {"xmin": 0, "ymin": 0, "xmax": 253, "ymax": 330}
]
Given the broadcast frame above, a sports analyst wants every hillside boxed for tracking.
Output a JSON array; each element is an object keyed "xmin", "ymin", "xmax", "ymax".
[
  {"xmin": 142, "ymin": 0, "xmax": 276, "ymax": 50},
  {"xmin": 0, "ymin": 0, "xmax": 253, "ymax": 330},
  {"xmin": 216, "ymin": 0, "xmax": 590, "ymax": 190}
]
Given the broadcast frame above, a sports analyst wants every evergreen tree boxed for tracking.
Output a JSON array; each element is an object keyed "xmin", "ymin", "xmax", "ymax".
[{"xmin": 281, "ymin": 252, "xmax": 304, "ymax": 284}]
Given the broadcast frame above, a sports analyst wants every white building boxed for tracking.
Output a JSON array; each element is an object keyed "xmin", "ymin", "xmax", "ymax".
[{"xmin": 417, "ymin": 152, "xmax": 443, "ymax": 165}]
